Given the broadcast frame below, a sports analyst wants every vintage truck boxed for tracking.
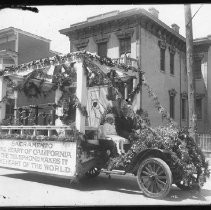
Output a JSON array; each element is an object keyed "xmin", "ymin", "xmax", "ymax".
[{"xmin": 0, "ymin": 51, "xmax": 207, "ymax": 199}]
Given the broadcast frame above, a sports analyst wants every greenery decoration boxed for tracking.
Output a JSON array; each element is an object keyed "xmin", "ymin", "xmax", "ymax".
[
  {"xmin": 142, "ymin": 75, "xmax": 175, "ymax": 125},
  {"xmin": 2, "ymin": 51, "xmax": 141, "ymax": 126},
  {"xmin": 102, "ymin": 96, "xmax": 210, "ymax": 189}
]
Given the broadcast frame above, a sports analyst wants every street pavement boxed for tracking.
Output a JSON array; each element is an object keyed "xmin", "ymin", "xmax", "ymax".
[{"xmin": 0, "ymin": 167, "xmax": 211, "ymax": 206}]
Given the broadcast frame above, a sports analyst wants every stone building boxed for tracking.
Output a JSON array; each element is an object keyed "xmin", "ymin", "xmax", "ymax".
[{"xmin": 60, "ymin": 8, "xmax": 191, "ymax": 130}]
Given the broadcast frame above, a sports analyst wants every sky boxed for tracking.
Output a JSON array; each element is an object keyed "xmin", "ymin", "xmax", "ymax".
[{"xmin": 0, "ymin": 4, "xmax": 210, "ymax": 54}]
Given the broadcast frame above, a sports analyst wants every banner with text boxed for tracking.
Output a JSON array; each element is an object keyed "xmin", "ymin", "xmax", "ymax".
[{"xmin": 0, "ymin": 140, "xmax": 77, "ymax": 177}]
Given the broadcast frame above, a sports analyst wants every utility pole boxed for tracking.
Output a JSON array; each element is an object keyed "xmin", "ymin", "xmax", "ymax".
[{"xmin": 184, "ymin": 4, "xmax": 197, "ymax": 141}]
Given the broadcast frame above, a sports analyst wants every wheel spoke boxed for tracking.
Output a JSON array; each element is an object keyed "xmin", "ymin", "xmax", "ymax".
[
  {"xmin": 157, "ymin": 175, "xmax": 167, "ymax": 180},
  {"xmin": 148, "ymin": 164, "xmax": 153, "ymax": 173},
  {"xmin": 156, "ymin": 167, "xmax": 163, "ymax": 175},
  {"xmin": 149, "ymin": 181, "xmax": 154, "ymax": 192},
  {"xmin": 155, "ymin": 179, "xmax": 163, "ymax": 192},
  {"xmin": 152, "ymin": 181, "xmax": 156, "ymax": 193},
  {"xmin": 142, "ymin": 170, "xmax": 151, "ymax": 176},
  {"xmin": 154, "ymin": 181, "xmax": 159, "ymax": 193},
  {"xmin": 144, "ymin": 178, "xmax": 151, "ymax": 189},
  {"xmin": 145, "ymin": 165, "xmax": 152, "ymax": 174},
  {"xmin": 152, "ymin": 163, "xmax": 156, "ymax": 172},
  {"xmin": 155, "ymin": 165, "xmax": 161, "ymax": 173},
  {"xmin": 156, "ymin": 178, "xmax": 166, "ymax": 186},
  {"xmin": 142, "ymin": 177, "xmax": 150, "ymax": 186}
]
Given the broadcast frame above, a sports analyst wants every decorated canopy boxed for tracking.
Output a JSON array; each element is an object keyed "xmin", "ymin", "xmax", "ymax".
[{"xmin": 2, "ymin": 51, "xmax": 139, "ymax": 85}]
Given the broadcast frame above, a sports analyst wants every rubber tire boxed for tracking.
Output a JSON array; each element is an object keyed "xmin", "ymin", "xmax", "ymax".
[
  {"xmin": 85, "ymin": 167, "xmax": 101, "ymax": 178},
  {"xmin": 137, "ymin": 157, "xmax": 172, "ymax": 199}
]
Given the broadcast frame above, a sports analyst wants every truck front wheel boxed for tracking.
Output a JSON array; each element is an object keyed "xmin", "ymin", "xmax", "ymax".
[{"xmin": 137, "ymin": 157, "xmax": 172, "ymax": 199}]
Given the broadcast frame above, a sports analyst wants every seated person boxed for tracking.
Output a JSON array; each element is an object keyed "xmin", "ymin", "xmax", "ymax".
[
  {"xmin": 100, "ymin": 113, "xmax": 128, "ymax": 155},
  {"xmin": 55, "ymin": 116, "xmax": 65, "ymax": 136}
]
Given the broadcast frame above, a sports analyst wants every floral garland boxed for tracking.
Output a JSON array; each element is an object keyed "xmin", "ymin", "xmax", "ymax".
[
  {"xmin": 101, "ymin": 96, "xmax": 210, "ymax": 188},
  {"xmin": 2, "ymin": 51, "xmax": 141, "ymax": 125},
  {"xmin": 0, "ymin": 93, "xmax": 10, "ymax": 104},
  {"xmin": 2, "ymin": 51, "xmax": 139, "ymax": 76},
  {"xmin": 2, "ymin": 59, "xmax": 87, "ymax": 123},
  {"xmin": 99, "ymin": 67, "xmax": 209, "ymax": 189}
]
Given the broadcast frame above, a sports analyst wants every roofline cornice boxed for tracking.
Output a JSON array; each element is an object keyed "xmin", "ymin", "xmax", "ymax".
[
  {"xmin": 60, "ymin": 8, "xmax": 186, "ymax": 44},
  {"xmin": 0, "ymin": 27, "xmax": 51, "ymax": 43}
]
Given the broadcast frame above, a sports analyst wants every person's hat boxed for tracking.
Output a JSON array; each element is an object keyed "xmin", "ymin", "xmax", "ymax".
[{"xmin": 105, "ymin": 113, "xmax": 115, "ymax": 120}]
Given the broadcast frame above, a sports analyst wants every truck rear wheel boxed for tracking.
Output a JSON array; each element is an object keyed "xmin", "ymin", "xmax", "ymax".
[
  {"xmin": 85, "ymin": 167, "xmax": 101, "ymax": 178},
  {"xmin": 137, "ymin": 157, "xmax": 172, "ymax": 199}
]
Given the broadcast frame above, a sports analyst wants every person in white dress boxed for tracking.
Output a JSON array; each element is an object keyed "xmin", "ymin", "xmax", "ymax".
[{"xmin": 101, "ymin": 113, "xmax": 128, "ymax": 155}]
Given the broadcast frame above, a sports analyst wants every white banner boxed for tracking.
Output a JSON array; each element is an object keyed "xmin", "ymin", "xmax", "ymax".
[{"xmin": 0, "ymin": 140, "xmax": 77, "ymax": 177}]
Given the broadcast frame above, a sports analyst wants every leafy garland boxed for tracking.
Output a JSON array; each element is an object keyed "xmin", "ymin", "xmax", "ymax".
[
  {"xmin": 2, "ymin": 51, "xmax": 140, "ymax": 123},
  {"xmin": 2, "ymin": 51, "xmax": 139, "ymax": 76},
  {"xmin": 98, "ymin": 65, "xmax": 209, "ymax": 188},
  {"xmin": 142, "ymin": 75, "xmax": 175, "ymax": 125}
]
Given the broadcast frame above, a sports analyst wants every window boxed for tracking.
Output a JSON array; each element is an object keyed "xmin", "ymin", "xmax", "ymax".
[
  {"xmin": 5, "ymin": 98, "xmax": 15, "ymax": 123},
  {"xmin": 98, "ymin": 42, "xmax": 107, "ymax": 58},
  {"xmin": 124, "ymin": 78, "xmax": 133, "ymax": 100},
  {"xmin": 181, "ymin": 98, "xmax": 187, "ymax": 120},
  {"xmin": 127, "ymin": 78, "xmax": 133, "ymax": 96},
  {"xmin": 170, "ymin": 95, "xmax": 175, "ymax": 119},
  {"xmin": 195, "ymin": 98, "xmax": 202, "ymax": 119},
  {"xmin": 119, "ymin": 38, "xmax": 131, "ymax": 56},
  {"xmin": 194, "ymin": 59, "xmax": 202, "ymax": 79},
  {"xmin": 170, "ymin": 53, "xmax": 174, "ymax": 75},
  {"xmin": 160, "ymin": 48, "xmax": 165, "ymax": 71},
  {"xmin": 119, "ymin": 82, "xmax": 125, "ymax": 99},
  {"xmin": 5, "ymin": 98, "xmax": 15, "ymax": 116}
]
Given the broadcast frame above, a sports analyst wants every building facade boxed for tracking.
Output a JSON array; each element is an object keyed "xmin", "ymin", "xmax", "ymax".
[
  {"xmin": 193, "ymin": 36, "xmax": 211, "ymax": 133},
  {"xmin": 0, "ymin": 27, "xmax": 59, "ymax": 70},
  {"xmin": 0, "ymin": 27, "xmax": 60, "ymax": 123},
  {"xmin": 60, "ymin": 8, "xmax": 193, "ymax": 130}
]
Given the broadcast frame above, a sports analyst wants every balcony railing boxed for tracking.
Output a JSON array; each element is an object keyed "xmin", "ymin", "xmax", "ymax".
[
  {"xmin": 0, "ymin": 125, "xmax": 97, "ymax": 137},
  {"xmin": 112, "ymin": 55, "xmax": 138, "ymax": 68}
]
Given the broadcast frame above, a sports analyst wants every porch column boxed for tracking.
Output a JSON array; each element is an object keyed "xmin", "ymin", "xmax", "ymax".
[
  {"xmin": 124, "ymin": 83, "xmax": 128, "ymax": 99},
  {"xmin": 75, "ymin": 59, "xmax": 87, "ymax": 134},
  {"xmin": 0, "ymin": 76, "xmax": 7, "ymax": 122},
  {"xmin": 55, "ymin": 88, "xmax": 63, "ymax": 113},
  {"xmin": 13, "ymin": 79, "xmax": 18, "ymax": 124},
  {"xmin": 133, "ymin": 78, "xmax": 137, "ymax": 91},
  {"xmin": 14, "ymin": 90, "xmax": 18, "ymax": 124}
]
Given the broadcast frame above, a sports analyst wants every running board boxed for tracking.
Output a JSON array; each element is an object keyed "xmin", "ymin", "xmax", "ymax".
[{"xmin": 101, "ymin": 169, "xmax": 126, "ymax": 175}]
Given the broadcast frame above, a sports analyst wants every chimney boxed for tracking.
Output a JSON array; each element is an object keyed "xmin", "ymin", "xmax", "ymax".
[
  {"xmin": 171, "ymin": 23, "xmax": 180, "ymax": 33},
  {"xmin": 148, "ymin": 7, "xmax": 159, "ymax": 19}
]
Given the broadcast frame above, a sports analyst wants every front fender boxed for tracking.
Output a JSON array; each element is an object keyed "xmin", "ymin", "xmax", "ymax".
[{"xmin": 126, "ymin": 148, "xmax": 173, "ymax": 175}]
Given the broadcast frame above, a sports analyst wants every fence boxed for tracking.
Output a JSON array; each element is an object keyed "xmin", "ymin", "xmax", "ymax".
[{"xmin": 198, "ymin": 134, "xmax": 211, "ymax": 153}]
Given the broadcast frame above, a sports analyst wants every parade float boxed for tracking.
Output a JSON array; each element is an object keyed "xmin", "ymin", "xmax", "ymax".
[{"xmin": 0, "ymin": 51, "xmax": 210, "ymax": 199}]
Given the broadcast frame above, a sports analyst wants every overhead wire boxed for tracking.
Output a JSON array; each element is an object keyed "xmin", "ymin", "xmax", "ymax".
[{"xmin": 186, "ymin": 4, "xmax": 203, "ymax": 27}]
